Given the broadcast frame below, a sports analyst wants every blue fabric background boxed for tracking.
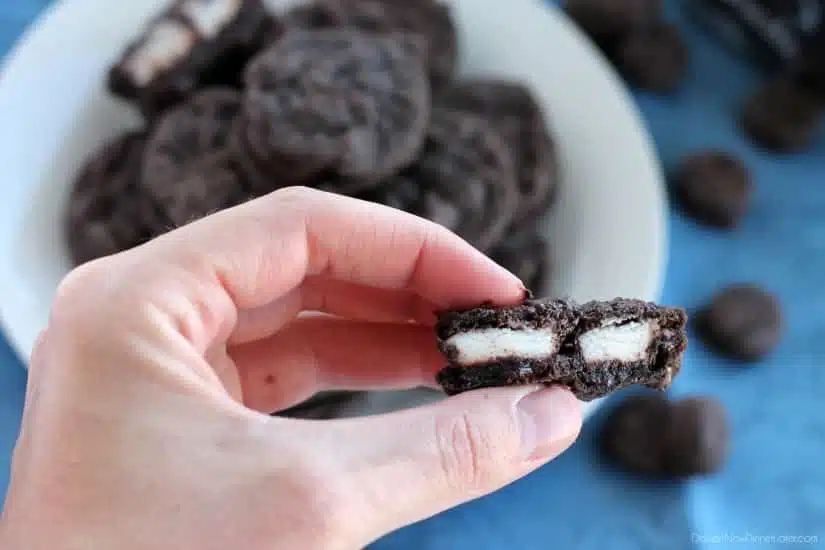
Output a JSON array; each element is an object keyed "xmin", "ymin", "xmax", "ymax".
[{"xmin": 1, "ymin": 1, "xmax": 824, "ymax": 548}]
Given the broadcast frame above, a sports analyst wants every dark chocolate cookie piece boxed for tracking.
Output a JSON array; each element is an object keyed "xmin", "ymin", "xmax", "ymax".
[
  {"xmin": 240, "ymin": 29, "xmax": 430, "ymax": 188},
  {"xmin": 67, "ymin": 131, "xmax": 168, "ymax": 266},
  {"xmin": 673, "ymin": 150, "xmax": 752, "ymax": 229},
  {"xmin": 566, "ymin": 0, "xmax": 662, "ymax": 53},
  {"xmin": 143, "ymin": 88, "xmax": 249, "ymax": 225},
  {"xmin": 664, "ymin": 397, "xmax": 730, "ymax": 477},
  {"xmin": 438, "ymin": 79, "xmax": 560, "ymax": 218},
  {"xmin": 351, "ymin": 108, "xmax": 519, "ymax": 252},
  {"xmin": 617, "ymin": 22, "xmax": 689, "ymax": 93},
  {"xmin": 109, "ymin": 0, "xmax": 275, "ymax": 118},
  {"xmin": 695, "ymin": 284, "xmax": 783, "ymax": 362},
  {"xmin": 300, "ymin": 0, "xmax": 458, "ymax": 89},
  {"xmin": 489, "ymin": 227, "xmax": 551, "ymax": 296},
  {"xmin": 435, "ymin": 298, "xmax": 688, "ymax": 400},
  {"xmin": 741, "ymin": 78, "xmax": 824, "ymax": 153},
  {"xmin": 600, "ymin": 393, "xmax": 672, "ymax": 475}
]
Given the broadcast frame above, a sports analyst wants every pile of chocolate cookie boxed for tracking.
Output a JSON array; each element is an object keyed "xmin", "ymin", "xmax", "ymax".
[
  {"xmin": 66, "ymin": 0, "xmax": 559, "ymax": 295},
  {"xmin": 566, "ymin": 0, "xmax": 825, "ymax": 153},
  {"xmin": 601, "ymin": 393, "xmax": 729, "ymax": 479},
  {"xmin": 564, "ymin": 0, "xmax": 804, "ymax": 480}
]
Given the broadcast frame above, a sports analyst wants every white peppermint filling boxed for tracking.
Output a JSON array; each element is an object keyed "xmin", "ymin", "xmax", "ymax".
[
  {"xmin": 180, "ymin": 0, "xmax": 242, "ymax": 38},
  {"xmin": 124, "ymin": 20, "xmax": 196, "ymax": 86},
  {"xmin": 446, "ymin": 328, "xmax": 557, "ymax": 365},
  {"xmin": 578, "ymin": 321, "xmax": 655, "ymax": 363}
]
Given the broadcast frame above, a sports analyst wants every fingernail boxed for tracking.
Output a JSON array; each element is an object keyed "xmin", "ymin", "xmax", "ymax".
[{"xmin": 517, "ymin": 387, "xmax": 582, "ymax": 460}]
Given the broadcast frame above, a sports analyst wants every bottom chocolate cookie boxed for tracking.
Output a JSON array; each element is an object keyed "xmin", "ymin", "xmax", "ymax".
[{"xmin": 435, "ymin": 297, "xmax": 688, "ymax": 401}]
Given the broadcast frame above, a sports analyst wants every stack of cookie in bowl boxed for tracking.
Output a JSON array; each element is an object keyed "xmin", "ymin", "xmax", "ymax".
[{"xmin": 67, "ymin": 0, "xmax": 562, "ymax": 294}]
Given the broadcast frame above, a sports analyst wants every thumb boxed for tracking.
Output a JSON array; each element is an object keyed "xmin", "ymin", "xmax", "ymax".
[{"xmin": 301, "ymin": 385, "xmax": 582, "ymax": 545}]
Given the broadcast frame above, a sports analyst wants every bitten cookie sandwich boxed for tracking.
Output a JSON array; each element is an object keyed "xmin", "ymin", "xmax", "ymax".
[{"xmin": 435, "ymin": 297, "xmax": 688, "ymax": 401}]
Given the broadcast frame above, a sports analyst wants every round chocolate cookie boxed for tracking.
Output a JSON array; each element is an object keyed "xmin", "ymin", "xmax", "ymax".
[
  {"xmin": 566, "ymin": 0, "xmax": 662, "ymax": 53},
  {"xmin": 67, "ymin": 131, "xmax": 168, "ymax": 266},
  {"xmin": 664, "ymin": 397, "xmax": 730, "ymax": 477},
  {"xmin": 240, "ymin": 29, "xmax": 430, "ymax": 189},
  {"xmin": 351, "ymin": 108, "xmax": 519, "ymax": 252},
  {"xmin": 695, "ymin": 284, "xmax": 783, "ymax": 362},
  {"xmin": 292, "ymin": 0, "xmax": 458, "ymax": 89},
  {"xmin": 489, "ymin": 227, "xmax": 551, "ymax": 295},
  {"xmin": 741, "ymin": 78, "xmax": 824, "ymax": 153},
  {"xmin": 438, "ymin": 79, "xmax": 559, "ymax": 218},
  {"xmin": 617, "ymin": 22, "xmax": 688, "ymax": 93},
  {"xmin": 672, "ymin": 150, "xmax": 752, "ymax": 229},
  {"xmin": 143, "ymin": 88, "xmax": 249, "ymax": 226},
  {"xmin": 600, "ymin": 393, "xmax": 672, "ymax": 475}
]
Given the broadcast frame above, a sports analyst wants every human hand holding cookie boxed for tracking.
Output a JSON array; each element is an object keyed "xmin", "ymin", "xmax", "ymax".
[{"xmin": 1, "ymin": 188, "xmax": 584, "ymax": 550}]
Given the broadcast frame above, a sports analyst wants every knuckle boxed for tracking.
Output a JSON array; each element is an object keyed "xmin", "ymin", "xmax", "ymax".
[
  {"xmin": 434, "ymin": 411, "xmax": 500, "ymax": 493},
  {"xmin": 272, "ymin": 185, "xmax": 322, "ymax": 206},
  {"xmin": 51, "ymin": 259, "xmax": 112, "ymax": 322}
]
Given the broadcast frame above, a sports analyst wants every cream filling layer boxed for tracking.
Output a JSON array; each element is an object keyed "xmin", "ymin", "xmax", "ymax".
[{"xmin": 445, "ymin": 328, "xmax": 556, "ymax": 365}]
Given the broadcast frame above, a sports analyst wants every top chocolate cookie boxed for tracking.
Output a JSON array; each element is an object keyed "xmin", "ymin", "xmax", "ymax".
[{"xmin": 239, "ymin": 29, "xmax": 430, "ymax": 189}]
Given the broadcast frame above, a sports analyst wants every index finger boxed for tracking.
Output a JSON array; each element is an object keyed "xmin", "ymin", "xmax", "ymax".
[{"xmin": 147, "ymin": 186, "xmax": 527, "ymax": 311}]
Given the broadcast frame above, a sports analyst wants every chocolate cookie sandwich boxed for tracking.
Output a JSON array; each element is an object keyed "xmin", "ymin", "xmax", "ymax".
[
  {"xmin": 108, "ymin": 0, "xmax": 275, "ymax": 117},
  {"xmin": 435, "ymin": 297, "xmax": 688, "ymax": 401},
  {"xmin": 237, "ymin": 28, "xmax": 431, "ymax": 189}
]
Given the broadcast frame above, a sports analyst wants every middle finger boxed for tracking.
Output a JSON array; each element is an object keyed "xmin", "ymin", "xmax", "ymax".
[
  {"xmin": 230, "ymin": 316, "xmax": 444, "ymax": 413},
  {"xmin": 230, "ymin": 276, "xmax": 440, "ymax": 345}
]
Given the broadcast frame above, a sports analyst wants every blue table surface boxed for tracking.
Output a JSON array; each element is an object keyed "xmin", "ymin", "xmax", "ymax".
[{"xmin": 2, "ymin": 1, "xmax": 825, "ymax": 548}]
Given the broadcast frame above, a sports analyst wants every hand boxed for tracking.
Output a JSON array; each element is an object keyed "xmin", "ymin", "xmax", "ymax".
[{"xmin": 0, "ymin": 187, "xmax": 582, "ymax": 549}]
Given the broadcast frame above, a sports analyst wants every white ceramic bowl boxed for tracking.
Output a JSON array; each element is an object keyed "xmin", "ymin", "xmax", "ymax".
[{"xmin": 0, "ymin": 0, "xmax": 667, "ymax": 418}]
